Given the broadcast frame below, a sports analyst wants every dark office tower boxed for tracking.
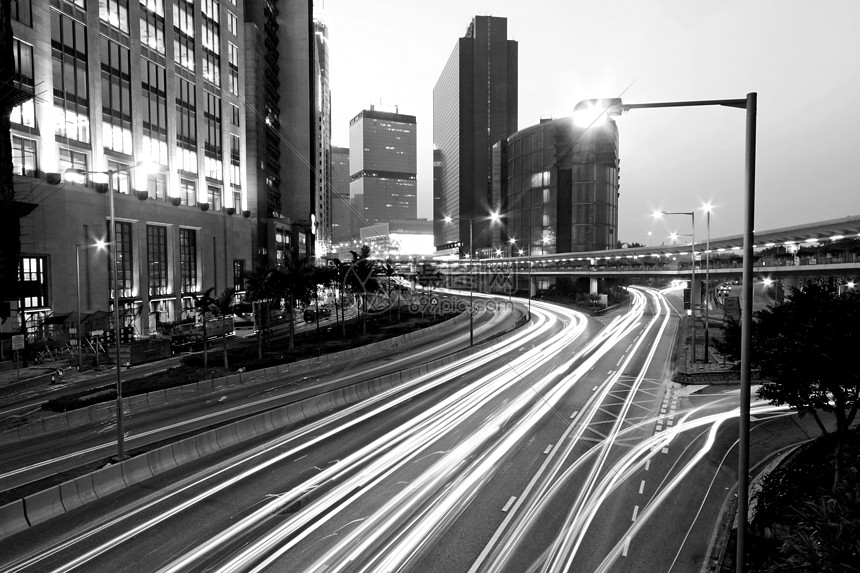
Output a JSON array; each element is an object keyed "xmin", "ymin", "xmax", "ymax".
[
  {"xmin": 433, "ymin": 15, "xmax": 517, "ymax": 258},
  {"xmin": 245, "ymin": 0, "xmax": 318, "ymax": 264},
  {"xmin": 349, "ymin": 106, "xmax": 417, "ymax": 227},
  {"xmin": 330, "ymin": 146, "xmax": 351, "ymax": 244},
  {"xmin": 492, "ymin": 117, "xmax": 620, "ymax": 255},
  {"xmin": 314, "ymin": 17, "xmax": 332, "ymax": 256}
]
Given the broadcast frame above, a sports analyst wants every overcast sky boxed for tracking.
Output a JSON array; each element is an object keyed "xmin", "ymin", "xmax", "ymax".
[{"xmin": 320, "ymin": 0, "xmax": 860, "ymax": 246}]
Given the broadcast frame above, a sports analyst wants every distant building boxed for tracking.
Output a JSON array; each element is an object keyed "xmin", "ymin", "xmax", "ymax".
[
  {"xmin": 349, "ymin": 106, "xmax": 417, "ymax": 227},
  {"xmin": 331, "ymin": 146, "xmax": 351, "ymax": 245},
  {"xmin": 492, "ymin": 117, "xmax": 620, "ymax": 255},
  {"xmin": 359, "ymin": 220, "xmax": 435, "ymax": 259},
  {"xmin": 433, "ymin": 15, "xmax": 517, "ymax": 258}
]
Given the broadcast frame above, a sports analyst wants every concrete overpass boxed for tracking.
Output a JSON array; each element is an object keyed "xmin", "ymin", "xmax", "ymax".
[{"xmin": 424, "ymin": 214, "xmax": 860, "ymax": 295}]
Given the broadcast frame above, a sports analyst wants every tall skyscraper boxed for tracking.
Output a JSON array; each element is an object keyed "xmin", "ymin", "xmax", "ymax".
[
  {"xmin": 313, "ymin": 17, "xmax": 332, "ymax": 257},
  {"xmin": 433, "ymin": 15, "xmax": 517, "ymax": 258},
  {"xmin": 244, "ymin": 0, "xmax": 326, "ymax": 266},
  {"xmin": 5, "ymin": 0, "xmax": 255, "ymax": 342},
  {"xmin": 330, "ymin": 145, "xmax": 351, "ymax": 244},
  {"xmin": 349, "ymin": 106, "xmax": 417, "ymax": 230}
]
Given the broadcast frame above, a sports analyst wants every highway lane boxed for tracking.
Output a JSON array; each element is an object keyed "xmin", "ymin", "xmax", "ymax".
[
  {"xmin": 0, "ymin": 295, "xmax": 576, "ymax": 572},
  {"xmin": 0, "ymin": 301, "xmax": 515, "ymax": 497},
  {"xmin": 5, "ymin": 286, "xmax": 807, "ymax": 573}
]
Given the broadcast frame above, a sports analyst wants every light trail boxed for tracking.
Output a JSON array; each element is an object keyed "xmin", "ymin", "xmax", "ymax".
[{"xmin": 7, "ymin": 299, "xmax": 562, "ymax": 573}]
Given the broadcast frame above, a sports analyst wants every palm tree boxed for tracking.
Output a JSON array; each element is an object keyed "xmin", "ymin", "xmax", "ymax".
[
  {"xmin": 269, "ymin": 257, "xmax": 314, "ymax": 350},
  {"xmin": 344, "ymin": 245, "xmax": 379, "ymax": 336},
  {"xmin": 212, "ymin": 287, "xmax": 236, "ymax": 369},
  {"xmin": 244, "ymin": 262, "xmax": 275, "ymax": 359},
  {"xmin": 192, "ymin": 287, "xmax": 216, "ymax": 369},
  {"xmin": 382, "ymin": 258, "xmax": 400, "ymax": 323}
]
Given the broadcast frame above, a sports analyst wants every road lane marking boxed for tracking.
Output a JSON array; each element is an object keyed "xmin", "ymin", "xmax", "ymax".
[
  {"xmin": 502, "ymin": 496, "xmax": 517, "ymax": 513},
  {"xmin": 662, "ymin": 447, "xmax": 669, "ymax": 454},
  {"xmin": 570, "ymin": 410, "xmax": 578, "ymax": 419},
  {"xmin": 626, "ymin": 344, "xmax": 633, "ymax": 352},
  {"xmin": 639, "ymin": 480, "xmax": 645, "ymax": 494},
  {"xmin": 632, "ymin": 505, "xmax": 639, "ymax": 521},
  {"xmin": 616, "ymin": 356, "xmax": 625, "ymax": 367},
  {"xmin": 592, "ymin": 386, "xmax": 598, "ymax": 391},
  {"xmin": 645, "ymin": 459, "xmax": 651, "ymax": 471},
  {"xmin": 543, "ymin": 445, "xmax": 552, "ymax": 454},
  {"xmin": 622, "ymin": 536, "xmax": 631, "ymax": 557}
]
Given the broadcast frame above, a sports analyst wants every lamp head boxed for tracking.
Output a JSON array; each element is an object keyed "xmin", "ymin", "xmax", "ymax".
[
  {"xmin": 62, "ymin": 168, "xmax": 87, "ymax": 185},
  {"xmin": 651, "ymin": 210, "xmax": 664, "ymax": 220},
  {"xmin": 572, "ymin": 98, "xmax": 625, "ymax": 127},
  {"xmin": 443, "ymin": 216, "xmax": 453, "ymax": 224}
]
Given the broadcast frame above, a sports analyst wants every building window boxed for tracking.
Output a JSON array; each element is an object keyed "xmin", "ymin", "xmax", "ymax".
[
  {"xmin": 141, "ymin": 60, "xmax": 168, "ymax": 146},
  {"xmin": 176, "ymin": 77, "xmax": 197, "ymax": 147},
  {"xmin": 202, "ymin": 49, "xmax": 220, "ymax": 85},
  {"xmin": 108, "ymin": 220, "xmax": 134, "ymax": 299},
  {"xmin": 173, "ymin": 0, "xmax": 194, "ymax": 36},
  {"xmin": 11, "ymin": 137, "xmax": 37, "ymax": 176},
  {"xmin": 11, "ymin": 0, "xmax": 33, "ymax": 26},
  {"xmin": 176, "ymin": 147, "xmax": 198, "ymax": 173},
  {"xmin": 139, "ymin": 1, "xmax": 166, "ymax": 54},
  {"xmin": 142, "ymin": 135, "xmax": 168, "ymax": 165},
  {"xmin": 59, "ymin": 147, "xmax": 87, "ymax": 177},
  {"xmin": 51, "ymin": 11, "xmax": 91, "ymax": 143},
  {"xmin": 233, "ymin": 260, "xmax": 244, "ymax": 292},
  {"xmin": 207, "ymin": 185, "xmax": 222, "ymax": 211},
  {"xmin": 230, "ymin": 103, "xmax": 240, "ymax": 126},
  {"xmin": 106, "ymin": 160, "xmax": 132, "ymax": 194},
  {"xmin": 227, "ymin": 11, "xmax": 237, "ymax": 35},
  {"xmin": 100, "ymin": 36, "xmax": 133, "ymax": 154},
  {"xmin": 202, "ymin": 0, "xmax": 220, "ymax": 22},
  {"xmin": 147, "ymin": 225, "xmax": 168, "ymax": 295},
  {"xmin": 227, "ymin": 42, "xmax": 239, "ymax": 95},
  {"xmin": 174, "ymin": 33, "xmax": 195, "ymax": 72},
  {"xmin": 148, "ymin": 171, "xmax": 167, "ymax": 200},
  {"xmin": 180, "ymin": 179, "xmax": 196, "ymax": 206},
  {"xmin": 99, "ymin": 0, "xmax": 129, "ymax": 33},
  {"xmin": 20, "ymin": 256, "xmax": 48, "ymax": 309},
  {"xmin": 179, "ymin": 228, "xmax": 197, "ymax": 293},
  {"xmin": 230, "ymin": 133, "xmax": 240, "ymax": 189}
]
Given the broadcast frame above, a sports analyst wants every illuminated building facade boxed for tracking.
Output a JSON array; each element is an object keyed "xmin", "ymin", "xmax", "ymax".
[{"xmin": 5, "ymin": 0, "xmax": 258, "ymax": 345}]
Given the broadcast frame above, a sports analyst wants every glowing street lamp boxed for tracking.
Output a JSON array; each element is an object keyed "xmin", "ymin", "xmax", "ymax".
[
  {"xmin": 63, "ymin": 160, "xmax": 154, "ymax": 460},
  {"xmin": 576, "ymin": 93, "xmax": 757, "ymax": 572}
]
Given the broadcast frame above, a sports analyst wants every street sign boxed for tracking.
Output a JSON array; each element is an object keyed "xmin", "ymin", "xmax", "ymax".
[
  {"xmin": 91, "ymin": 329, "xmax": 104, "ymax": 337},
  {"xmin": 11, "ymin": 335, "xmax": 24, "ymax": 350}
]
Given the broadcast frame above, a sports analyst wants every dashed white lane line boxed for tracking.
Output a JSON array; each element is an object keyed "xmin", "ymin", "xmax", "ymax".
[
  {"xmin": 502, "ymin": 496, "xmax": 517, "ymax": 513},
  {"xmin": 622, "ymin": 536, "xmax": 631, "ymax": 557},
  {"xmin": 662, "ymin": 447, "xmax": 669, "ymax": 454},
  {"xmin": 645, "ymin": 459, "xmax": 651, "ymax": 471},
  {"xmin": 543, "ymin": 445, "xmax": 553, "ymax": 454},
  {"xmin": 632, "ymin": 505, "xmax": 639, "ymax": 521},
  {"xmin": 638, "ymin": 480, "xmax": 645, "ymax": 494},
  {"xmin": 570, "ymin": 410, "xmax": 579, "ymax": 419},
  {"xmin": 616, "ymin": 356, "xmax": 625, "ymax": 367},
  {"xmin": 592, "ymin": 386, "xmax": 598, "ymax": 391}
]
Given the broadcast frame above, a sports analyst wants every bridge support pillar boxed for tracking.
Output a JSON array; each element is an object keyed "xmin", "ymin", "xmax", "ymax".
[{"xmin": 589, "ymin": 277, "xmax": 598, "ymax": 295}]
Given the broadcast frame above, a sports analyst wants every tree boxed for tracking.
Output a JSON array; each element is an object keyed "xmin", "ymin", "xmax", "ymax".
[
  {"xmin": 749, "ymin": 285, "xmax": 860, "ymax": 486},
  {"xmin": 244, "ymin": 262, "xmax": 277, "ymax": 359},
  {"xmin": 192, "ymin": 287, "xmax": 216, "ymax": 369},
  {"xmin": 212, "ymin": 287, "xmax": 236, "ymax": 369},
  {"xmin": 268, "ymin": 257, "xmax": 314, "ymax": 350},
  {"xmin": 381, "ymin": 258, "xmax": 399, "ymax": 323},
  {"xmin": 713, "ymin": 317, "xmax": 742, "ymax": 364},
  {"xmin": 343, "ymin": 245, "xmax": 379, "ymax": 336}
]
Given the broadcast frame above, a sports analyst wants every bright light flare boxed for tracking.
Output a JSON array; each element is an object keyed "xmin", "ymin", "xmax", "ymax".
[{"xmin": 572, "ymin": 101, "xmax": 609, "ymax": 127}]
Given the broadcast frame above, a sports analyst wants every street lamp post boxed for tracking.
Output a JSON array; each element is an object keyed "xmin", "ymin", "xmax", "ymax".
[
  {"xmin": 75, "ymin": 244, "xmax": 83, "ymax": 372},
  {"xmin": 657, "ymin": 210, "xmax": 696, "ymax": 361},
  {"xmin": 575, "ymin": 93, "xmax": 756, "ymax": 573},
  {"xmin": 64, "ymin": 162, "xmax": 152, "ymax": 461},
  {"xmin": 444, "ymin": 216, "xmax": 474, "ymax": 346},
  {"xmin": 702, "ymin": 203, "xmax": 713, "ymax": 362}
]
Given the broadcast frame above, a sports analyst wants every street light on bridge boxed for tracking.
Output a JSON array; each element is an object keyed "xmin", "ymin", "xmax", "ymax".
[{"xmin": 574, "ymin": 94, "xmax": 757, "ymax": 573}]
